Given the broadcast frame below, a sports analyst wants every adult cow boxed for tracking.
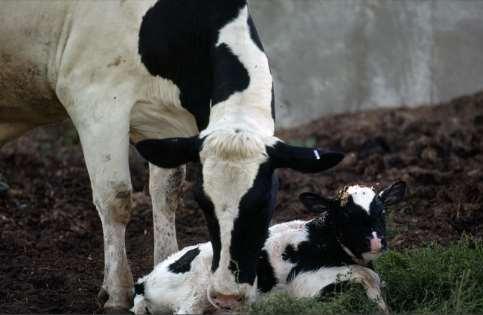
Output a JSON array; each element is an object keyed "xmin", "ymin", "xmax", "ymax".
[{"xmin": 0, "ymin": 0, "xmax": 343, "ymax": 311}]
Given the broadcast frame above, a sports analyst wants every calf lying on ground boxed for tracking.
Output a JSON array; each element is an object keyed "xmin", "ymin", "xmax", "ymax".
[{"xmin": 131, "ymin": 182, "xmax": 406, "ymax": 314}]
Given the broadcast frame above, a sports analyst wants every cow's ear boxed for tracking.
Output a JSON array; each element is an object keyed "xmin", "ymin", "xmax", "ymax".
[
  {"xmin": 267, "ymin": 141, "xmax": 344, "ymax": 173},
  {"xmin": 135, "ymin": 136, "xmax": 202, "ymax": 168},
  {"xmin": 379, "ymin": 181, "xmax": 406, "ymax": 206},
  {"xmin": 299, "ymin": 192, "xmax": 336, "ymax": 213}
]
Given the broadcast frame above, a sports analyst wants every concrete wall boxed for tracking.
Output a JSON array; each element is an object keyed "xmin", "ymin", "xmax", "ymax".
[{"xmin": 250, "ymin": 0, "xmax": 483, "ymax": 128}]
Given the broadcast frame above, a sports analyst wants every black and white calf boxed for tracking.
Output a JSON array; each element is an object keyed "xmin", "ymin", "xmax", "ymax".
[
  {"xmin": 131, "ymin": 182, "xmax": 406, "ymax": 314},
  {"xmin": 1, "ymin": 0, "xmax": 342, "ymax": 309}
]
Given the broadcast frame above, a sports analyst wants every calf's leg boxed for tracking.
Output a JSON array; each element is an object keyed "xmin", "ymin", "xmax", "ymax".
[
  {"xmin": 287, "ymin": 266, "xmax": 389, "ymax": 314},
  {"xmin": 349, "ymin": 265, "xmax": 390, "ymax": 314}
]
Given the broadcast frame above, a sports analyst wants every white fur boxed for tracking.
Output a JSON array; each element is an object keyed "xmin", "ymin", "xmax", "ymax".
[
  {"xmin": 346, "ymin": 185, "xmax": 376, "ymax": 213},
  {"xmin": 133, "ymin": 220, "xmax": 387, "ymax": 314}
]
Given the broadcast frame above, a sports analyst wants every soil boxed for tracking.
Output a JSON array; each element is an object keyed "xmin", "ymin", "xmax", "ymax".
[{"xmin": 1, "ymin": 92, "xmax": 482, "ymax": 313}]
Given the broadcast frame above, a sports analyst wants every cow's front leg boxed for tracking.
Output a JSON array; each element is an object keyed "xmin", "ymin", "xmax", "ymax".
[
  {"xmin": 149, "ymin": 164, "xmax": 184, "ymax": 265},
  {"xmin": 72, "ymin": 113, "xmax": 133, "ymax": 311}
]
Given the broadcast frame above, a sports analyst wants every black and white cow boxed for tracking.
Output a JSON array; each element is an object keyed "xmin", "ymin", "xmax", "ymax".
[
  {"xmin": 0, "ymin": 0, "xmax": 343, "ymax": 310},
  {"xmin": 130, "ymin": 182, "xmax": 406, "ymax": 314}
]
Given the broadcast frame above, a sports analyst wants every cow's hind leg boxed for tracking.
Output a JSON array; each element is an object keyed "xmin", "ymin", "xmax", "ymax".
[
  {"xmin": 0, "ymin": 123, "xmax": 37, "ymax": 195},
  {"xmin": 72, "ymin": 114, "xmax": 133, "ymax": 311},
  {"xmin": 149, "ymin": 164, "xmax": 184, "ymax": 265}
]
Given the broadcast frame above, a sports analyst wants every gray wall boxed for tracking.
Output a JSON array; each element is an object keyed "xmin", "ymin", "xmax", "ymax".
[{"xmin": 250, "ymin": 0, "xmax": 483, "ymax": 128}]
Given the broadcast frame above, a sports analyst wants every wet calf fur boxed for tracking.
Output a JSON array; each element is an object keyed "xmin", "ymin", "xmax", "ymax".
[{"xmin": 131, "ymin": 182, "xmax": 405, "ymax": 314}]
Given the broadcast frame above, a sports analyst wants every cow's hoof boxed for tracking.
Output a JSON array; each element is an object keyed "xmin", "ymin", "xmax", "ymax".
[
  {"xmin": 97, "ymin": 288, "xmax": 110, "ymax": 309},
  {"xmin": 97, "ymin": 287, "xmax": 133, "ymax": 313}
]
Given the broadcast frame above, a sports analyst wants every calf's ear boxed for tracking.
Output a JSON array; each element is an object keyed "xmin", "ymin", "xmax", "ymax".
[
  {"xmin": 379, "ymin": 181, "xmax": 406, "ymax": 206},
  {"xmin": 135, "ymin": 136, "xmax": 202, "ymax": 168},
  {"xmin": 299, "ymin": 192, "xmax": 337, "ymax": 213},
  {"xmin": 267, "ymin": 141, "xmax": 344, "ymax": 173}
]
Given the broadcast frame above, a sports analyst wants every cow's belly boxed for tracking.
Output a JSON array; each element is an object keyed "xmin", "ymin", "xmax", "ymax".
[
  {"xmin": 0, "ymin": 0, "xmax": 70, "ymax": 124},
  {"xmin": 0, "ymin": 59, "xmax": 67, "ymax": 125}
]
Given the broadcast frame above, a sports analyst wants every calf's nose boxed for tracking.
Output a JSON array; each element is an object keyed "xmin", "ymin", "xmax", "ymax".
[{"xmin": 370, "ymin": 237, "xmax": 382, "ymax": 253}]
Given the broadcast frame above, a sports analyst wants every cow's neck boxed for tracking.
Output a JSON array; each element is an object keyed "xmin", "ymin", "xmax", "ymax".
[{"xmin": 203, "ymin": 5, "xmax": 274, "ymax": 138}]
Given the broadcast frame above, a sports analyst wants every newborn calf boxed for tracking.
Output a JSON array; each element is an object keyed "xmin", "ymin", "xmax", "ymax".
[{"xmin": 132, "ymin": 182, "xmax": 406, "ymax": 314}]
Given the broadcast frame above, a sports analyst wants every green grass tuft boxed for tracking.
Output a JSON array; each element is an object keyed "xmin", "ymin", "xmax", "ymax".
[{"xmin": 251, "ymin": 238, "xmax": 483, "ymax": 314}]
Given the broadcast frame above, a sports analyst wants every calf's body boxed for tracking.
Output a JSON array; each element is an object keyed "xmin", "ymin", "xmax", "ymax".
[
  {"xmin": 132, "ymin": 182, "xmax": 406, "ymax": 314},
  {"xmin": 132, "ymin": 220, "xmax": 387, "ymax": 314}
]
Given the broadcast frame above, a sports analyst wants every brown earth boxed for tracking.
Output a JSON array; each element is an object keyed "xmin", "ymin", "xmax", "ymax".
[{"xmin": 1, "ymin": 92, "xmax": 482, "ymax": 313}]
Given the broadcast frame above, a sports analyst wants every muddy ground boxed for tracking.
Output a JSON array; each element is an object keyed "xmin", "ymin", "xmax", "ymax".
[{"xmin": 1, "ymin": 92, "xmax": 482, "ymax": 313}]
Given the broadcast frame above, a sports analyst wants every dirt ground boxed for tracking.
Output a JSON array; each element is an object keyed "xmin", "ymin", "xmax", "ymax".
[{"xmin": 1, "ymin": 92, "xmax": 482, "ymax": 313}]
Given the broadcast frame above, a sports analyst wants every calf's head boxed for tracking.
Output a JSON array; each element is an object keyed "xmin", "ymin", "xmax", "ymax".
[
  {"xmin": 299, "ymin": 182, "xmax": 406, "ymax": 263},
  {"xmin": 136, "ymin": 131, "xmax": 343, "ymax": 305}
]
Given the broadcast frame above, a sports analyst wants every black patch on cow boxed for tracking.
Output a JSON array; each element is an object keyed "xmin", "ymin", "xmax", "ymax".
[
  {"xmin": 138, "ymin": 0, "xmax": 213, "ymax": 130},
  {"xmin": 212, "ymin": 44, "xmax": 250, "ymax": 105},
  {"xmin": 168, "ymin": 247, "xmax": 201, "ymax": 274},
  {"xmin": 256, "ymin": 250, "xmax": 277, "ymax": 293},
  {"xmin": 248, "ymin": 15, "xmax": 264, "ymax": 52},
  {"xmin": 228, "ymin": 162, "xmax": 278, "ymax": 285},
  {"xmin": 193, "ymin": 162, "xmax": 222, "ymax": 272},
  {"xmin": 138, "ymin": 0, "xmax": 260, "ymax": 130},
  {"xmin": 286, "ymin": 217, "xmax": 355, "ymax": 282},
  {"xmin": 134, "ymin": 282, "xmax": 145, "ymax": 296},
  {"xmin": 203, "ymin": 202, "xmax": 221, "ymax": 273}
]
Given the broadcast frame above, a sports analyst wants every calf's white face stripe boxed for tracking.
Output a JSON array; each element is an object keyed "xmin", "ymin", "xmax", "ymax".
[
  {"xmin": 346, "ymin": 185, "xmax": 376, "ymax": 213},
  {"xmin": 314, "ymin": 150, "xmax": 320, "ymax": 160}
]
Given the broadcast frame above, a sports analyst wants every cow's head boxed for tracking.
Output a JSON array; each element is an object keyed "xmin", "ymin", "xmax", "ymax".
[
  {"xmin": 299, "ymin": 181, "xmax": 406, "ymax": 264},
  {"xmin": 136, "ymin": 130, "xmax": 343, "ymax": 307}
]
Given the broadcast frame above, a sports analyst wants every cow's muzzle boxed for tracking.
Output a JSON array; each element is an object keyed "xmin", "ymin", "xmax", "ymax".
[{"xmin": 207, "ymin": 290, "xmax": 245, "ymax": 311}]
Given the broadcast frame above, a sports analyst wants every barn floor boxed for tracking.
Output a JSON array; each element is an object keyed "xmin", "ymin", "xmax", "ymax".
[{"xmin": 1, "ymin": 92, "xmax": 482, "ymax": 313}]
